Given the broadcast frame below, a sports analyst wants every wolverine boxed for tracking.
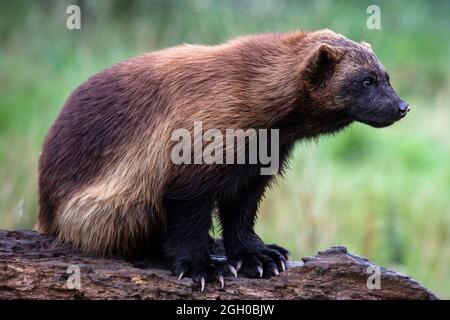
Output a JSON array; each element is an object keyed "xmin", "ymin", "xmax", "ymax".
[{"xmin": 37, "ymin": 29, "xmax": 409, "ymax": 291}]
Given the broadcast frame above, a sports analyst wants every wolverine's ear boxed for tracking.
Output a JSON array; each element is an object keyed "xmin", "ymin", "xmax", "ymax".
[
  {"xmin": 302, "ymin": 44, "xmax": 344, "ymax": 87},
  {"xmin": 361, "ymin": 41, "xmax": 373, "ymax": 51}
]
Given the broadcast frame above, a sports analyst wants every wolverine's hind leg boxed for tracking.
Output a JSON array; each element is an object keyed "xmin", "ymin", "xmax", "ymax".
[{"xmin": 162, "ymin": 195, "xmax": 235, "ymax": 291}]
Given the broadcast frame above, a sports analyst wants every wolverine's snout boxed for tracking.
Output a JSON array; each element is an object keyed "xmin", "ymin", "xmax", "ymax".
[{"xmin": 397, "ymin": 100, "xmax": 410, "ymax": 118}]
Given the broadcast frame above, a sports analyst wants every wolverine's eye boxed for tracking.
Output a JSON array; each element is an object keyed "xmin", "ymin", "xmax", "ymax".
[{"xmin": 362, "ymin": 77, "xmax": 376, "ymax": 88}]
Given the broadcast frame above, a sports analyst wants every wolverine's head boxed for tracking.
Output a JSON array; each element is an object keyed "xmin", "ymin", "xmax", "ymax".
[{"xmin": 301, "ymin": 30, "xmax": 410, "ymax": 128}]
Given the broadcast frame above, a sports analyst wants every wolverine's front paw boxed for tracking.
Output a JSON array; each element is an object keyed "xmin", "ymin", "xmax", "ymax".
[
  {"xmin": 228, "ymin": 243, "xmax": 289, "ymax": 278},
  {"xmin": 171, "ymin": 256, "xmax": 237, "ymax": 292}
]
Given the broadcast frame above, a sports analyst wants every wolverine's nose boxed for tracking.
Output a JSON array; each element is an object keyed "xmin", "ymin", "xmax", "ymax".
[{"xmin": 398, "ymin": 101, "xmax": 410, "ymax": 117}]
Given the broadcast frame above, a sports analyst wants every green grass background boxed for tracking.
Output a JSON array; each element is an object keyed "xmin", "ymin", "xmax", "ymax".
[{"xmin": 0, "ymin": 0, "xmax": 449, "ymax": 297}]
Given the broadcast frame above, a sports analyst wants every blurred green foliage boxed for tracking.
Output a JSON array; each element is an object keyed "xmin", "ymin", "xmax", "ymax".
[{"xmin": 0, "ymin": 0, "xmax": 449, "ymax": 297}]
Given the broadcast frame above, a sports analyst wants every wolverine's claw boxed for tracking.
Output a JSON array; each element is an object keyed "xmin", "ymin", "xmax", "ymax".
[
  {"xmin": 236, "ymin": 260, "xmax": 243, "ymax": 272},
  {"xmin": 172, "ymin": 256, "xmax": 239, "ymax": 291},
  {"xmin": 257, "ymin": 265, "xmax": 263, "ymax": 278},
  {"xmin": 200, "ymin": 277, "xmax": 206, "ymax": 292},
  {"xmin": 229, "ymin": 243, "xmax": 289, "ymax": 279},
  {"xmin": 229, "ymin": 265, "xmax": 238, "ymax": 277}
]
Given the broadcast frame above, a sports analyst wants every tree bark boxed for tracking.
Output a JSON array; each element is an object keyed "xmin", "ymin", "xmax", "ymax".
[{"xmin": 0, "ymin": 230, "xmax": 437, "ymax": 300}]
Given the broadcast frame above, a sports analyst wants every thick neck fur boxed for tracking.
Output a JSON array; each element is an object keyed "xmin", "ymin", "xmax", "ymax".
[{"xmin": 228, "ymin": 31, "xmax": 353, "ymax": 145}]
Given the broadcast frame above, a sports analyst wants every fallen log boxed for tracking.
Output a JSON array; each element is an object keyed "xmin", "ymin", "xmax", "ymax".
[{"xmin": 0, "ymin": 230, "xmax": 437, "ymax": 299}]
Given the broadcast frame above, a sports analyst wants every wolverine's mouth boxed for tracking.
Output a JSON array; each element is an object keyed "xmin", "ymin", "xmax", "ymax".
[
  {"xmin": 363, "ymin": 113, "xmax": 407, "ymax": 128},
  {"xmin": 357, "ymin": 104, "xmax": 410, "ymax": 128},
  {"xmin": 355, "ymin": 114, "xmax": 400, "ymax": 128},
  {"xmin": 365, "ymin": 119, "xmax": 397, "ymax": 128}
]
